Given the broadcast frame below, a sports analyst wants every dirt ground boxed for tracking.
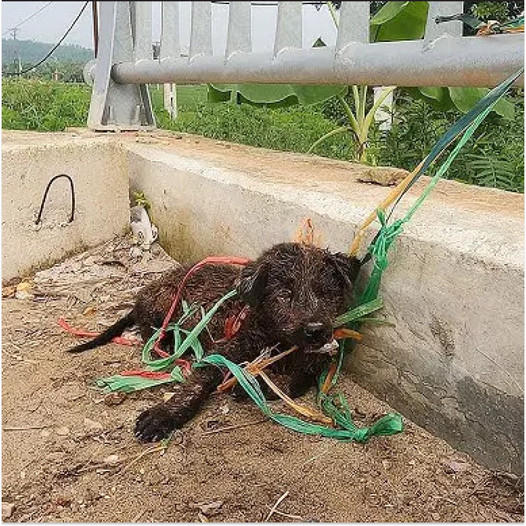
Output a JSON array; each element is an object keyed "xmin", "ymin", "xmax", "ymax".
[{"xmin": 2, "ymin": 236, "xmax": 523, "ymax": 523}]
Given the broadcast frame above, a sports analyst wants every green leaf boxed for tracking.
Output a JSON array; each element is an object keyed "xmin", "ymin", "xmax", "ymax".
[
  {"xmin": 208, "ymin": 83, "xmax": 346, "ymax": 107},
  {"xmin": 449, "ymin": 87, "xmax": 515, "ymax": 120},
  {"xmin": 370, "ymin": 1, "xmax": 409, "ymax": 26},
  {"xmin": 405, "ymin": 86, "xmax": 455, "ymax": 111},
  {"xmin": 371, "ymin": 1, "xmax": 429, "ymax": 43}
]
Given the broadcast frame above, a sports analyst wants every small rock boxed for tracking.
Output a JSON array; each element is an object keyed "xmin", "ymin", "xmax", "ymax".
[
  {"xmin": 55, "ymin": 426, "xmax": 70, "ymax": 436},
  {"xmin": 358, "ymin": 166, "xmax": 409, "ymax": 187},
  {"xmin": 103, "ymin": 454, "xmax": 120, "ymax": 466},
  {"xmin": 2, "ymin": 286, "xmax": 16, "ymax": 298},
  {"xmin": 46, "ymin": 452, "xmax": 67, "ymax": 463},
  {"xmin": 82, "ymin": 306, "xmax": 97, "ymax": 316},
  {"xmin": 220, "ymin": 404, "xmax": 230, "ymax": 415},
  {"xmin": 84, "ymin": 418, "xmax": 103, "ymax": 432},
  {"xmin": 444, "ymin": 460, "xmax": 469, "ymax": 474},
  {"xmin": 381, "ymin": 460, "xmax": 391, "ymax": 470},
  {"xmin": 191, "ymin": 500, "xmax": 223, "ymax": 517},
  {"xmin": 129, "ymin": 246, "xmax": 143, "ymax": 259},
  {"xmin": 104, "ymin": 392, "xmax": 126, "ymax": 406},
  {"xmin": 40, "ymin": 429, "xmax": 51, "ymax": 438},
  {"xmin": 431, "ymin": 513, "xmax": 440, "ymax": 521},
  {"xmin": 2, "ymin": 502, "xmax": 15, "ymax": 519}
]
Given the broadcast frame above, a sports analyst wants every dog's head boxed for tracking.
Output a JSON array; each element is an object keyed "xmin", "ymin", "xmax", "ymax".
[{"xmin": 237, "ymin": 242, "xmax": 360, "ymax": 350}]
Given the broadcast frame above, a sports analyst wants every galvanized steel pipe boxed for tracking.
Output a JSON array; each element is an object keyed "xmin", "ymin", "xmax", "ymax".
[{"xmin": 108, "ymin": 34, "xmax": 523, "ymax": 88}]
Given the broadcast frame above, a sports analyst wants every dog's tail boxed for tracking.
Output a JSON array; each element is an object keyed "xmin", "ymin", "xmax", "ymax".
[{"xmin": 67, "ymin": 312, "xmax": 135, "ymax": 353}]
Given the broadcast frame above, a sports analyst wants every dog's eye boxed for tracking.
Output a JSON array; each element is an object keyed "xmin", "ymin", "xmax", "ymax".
[{"xmin": 277, "ymin": 289, "xmax": 292, "ymax": 301}]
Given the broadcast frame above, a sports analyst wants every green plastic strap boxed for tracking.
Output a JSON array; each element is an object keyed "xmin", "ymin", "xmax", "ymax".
[
  {"xmin": 140, "ymin": 289, "xmax": 238, "ymax": 371},
  {"xmin": 197, "ymin": 354, "xmax": 403, "ymax": 442},
  {"xmin": 96, "ymin": 375, "xmax": 176, "ymax": 393},
  {"xmin": 387, "ymin": 67, "xmax": 524, "ymax": 219},
  {"xmin": 96, "ymin": 290, "xmax": 238, "ymax": 392},
  {"xmin": 322, "ymin": 67, "xmax": 523, "ymax": 395}
]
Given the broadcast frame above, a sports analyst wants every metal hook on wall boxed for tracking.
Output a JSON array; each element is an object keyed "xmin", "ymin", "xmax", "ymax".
[{"xmin": 35, "ymin": 174, "xmax": 76, "ymax": 225}]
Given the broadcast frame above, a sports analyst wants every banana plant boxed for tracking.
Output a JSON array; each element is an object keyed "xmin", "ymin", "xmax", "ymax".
[
  {"xmin": 308, "ymin": 85, "xmax": 395, "ymax": 162},
  {"xmin": 308, "ymin": 2, "xmax": 395, "ymax": 163}
]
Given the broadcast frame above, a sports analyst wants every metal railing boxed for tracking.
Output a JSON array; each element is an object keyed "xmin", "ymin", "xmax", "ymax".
[{"xmin": 85, "ymin": 1, "xmax": 524, "ymax": 130}]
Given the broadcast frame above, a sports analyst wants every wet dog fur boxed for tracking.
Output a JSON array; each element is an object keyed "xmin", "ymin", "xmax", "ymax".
[{"xmin": 69, "ymin": 242, "xmax": 360, "ymax": 441}]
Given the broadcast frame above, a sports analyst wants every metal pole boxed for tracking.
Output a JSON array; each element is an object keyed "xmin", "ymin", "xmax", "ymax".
[
  {"xmin": 92, "ymin": 0, "xmax": 99, "ymax": 58},
  {"xmin": 107, "ymin": 34, "xmax": 524, "ymax": 88}
]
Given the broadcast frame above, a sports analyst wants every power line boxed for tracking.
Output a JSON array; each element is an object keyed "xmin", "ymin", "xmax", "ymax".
[
  {"xmin": 4, "ymin": 1, "xmax": 90, "ymax": 77},
  {"xmin": 2, "ymin": 1, "xmax": 54, "ymax": 37}
]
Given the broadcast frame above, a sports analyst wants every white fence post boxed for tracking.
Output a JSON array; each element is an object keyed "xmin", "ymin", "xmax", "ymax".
[
  {"xmin": 161, "ymin": 1, "xmax": 181, "ymax": 121},
  {"xmin": 190, "ymin": 1, "xmax": 212, "ymax": 59},
  {"xmin": 274, "ymin": 1, "xmax": 302, "ymax": 55}
]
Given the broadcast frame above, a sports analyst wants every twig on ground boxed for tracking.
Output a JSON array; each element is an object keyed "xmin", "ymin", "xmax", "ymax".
[
  {"xmin": 265, "ymin": 507, "xmax": 304, "ymax": 521},
  {"xmin": 118, "ymin": 444, "xmax": 167, "ymax": 474},
  {"xmin": 265, "ymin": 491, "xmax": 290, "ymax": 521},
  {"xmin": 4, "ymin": 424, "xmax": 53, "ymax": 431}
]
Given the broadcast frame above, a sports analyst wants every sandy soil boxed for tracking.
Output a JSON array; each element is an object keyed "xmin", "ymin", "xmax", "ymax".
[{"xmin": 2, "ymin": 236, "xmax": 523, "ymax": 522}]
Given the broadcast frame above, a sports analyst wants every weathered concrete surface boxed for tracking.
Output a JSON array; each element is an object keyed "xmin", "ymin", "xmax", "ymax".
[
  {"xmin": 2, "ymin": 129, "xmax": 522, "ymax": 475},
  {"xmin": 2, "ymin": 131, "xmax": 129, "ymax": 281},
  {"xmin": 124, "ymin": 133, "xmax": 524, "ymax": 475}
]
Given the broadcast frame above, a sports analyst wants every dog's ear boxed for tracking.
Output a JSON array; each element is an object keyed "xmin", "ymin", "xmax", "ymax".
[
  {"xmin": 236, "ymin": 259, "xmax": 269, "ymax": 307},
  {"xmin": 327, "ymin": 252, "xmax": 361, "ymax": 297}
]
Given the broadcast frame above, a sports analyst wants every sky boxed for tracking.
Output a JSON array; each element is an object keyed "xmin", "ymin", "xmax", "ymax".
[{"xmin": 1, "ymin": 1, "xmax": 338, "ymax": 54}]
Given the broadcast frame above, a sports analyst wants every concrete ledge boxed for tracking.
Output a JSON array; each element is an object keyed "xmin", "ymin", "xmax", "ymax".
[
  {"xmin": 125, "ymin": 134, "xmax": 524, "ymax": 474},
  {"xmin": 2, "ymin": 131, "xmax": 130, "ymax": 281},
  {"xmin": 2, "ymin": 130, "xmax": 523, "ymax": 474}
]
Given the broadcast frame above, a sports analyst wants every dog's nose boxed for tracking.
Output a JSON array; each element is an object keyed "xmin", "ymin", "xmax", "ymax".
[{"xmin": 304, "ymin": 322, "xmax": 327, "ymax": 342}]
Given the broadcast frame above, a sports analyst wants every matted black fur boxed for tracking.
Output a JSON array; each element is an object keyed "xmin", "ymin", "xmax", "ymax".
[{"xmin": 69, "ymin": 242, "xmax": 360, "ymax": 442}]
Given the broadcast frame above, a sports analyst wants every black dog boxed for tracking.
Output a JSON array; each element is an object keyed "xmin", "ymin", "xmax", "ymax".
[{"xmin": 69, "ymin": 242, "xmax": 360, "ymax": 441}]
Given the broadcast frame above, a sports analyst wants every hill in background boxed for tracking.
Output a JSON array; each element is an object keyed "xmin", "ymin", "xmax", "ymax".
[{"xmin": 2, "ymin": 38, "xmax": 93, "ymax": 65}]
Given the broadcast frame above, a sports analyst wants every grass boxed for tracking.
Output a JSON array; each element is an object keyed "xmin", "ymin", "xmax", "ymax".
[
  {"xmin": 2, "ymin": 78, "xmax": 523, "ymax": 192},
  {"xmin": 2, "ymin": 78, "xmax": 90, "ymax": 131}
]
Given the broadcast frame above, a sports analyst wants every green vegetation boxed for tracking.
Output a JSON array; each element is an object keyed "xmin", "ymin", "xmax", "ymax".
[
  {"xmin": 2, "ymin": 79, "xmax": 523, "ymax": 193},
  {"xmin": 154, "ymin": 85, "xmax": 524, "ymax": 193},
  {"xmin": 2, "ymin": 78, "xmax": 90, "ymax": 131},
  {"xmin": 368, "ymin": 91, "xmax": 524, "ymax": 192}
]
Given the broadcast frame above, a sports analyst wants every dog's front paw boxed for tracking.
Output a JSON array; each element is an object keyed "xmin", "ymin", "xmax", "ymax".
[{"xmin": 135, "ymin": 405, "xmax": 177, "ymax": 442}]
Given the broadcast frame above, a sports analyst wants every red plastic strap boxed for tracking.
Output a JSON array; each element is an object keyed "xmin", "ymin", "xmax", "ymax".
[
  {"xmin": 153, "ymin": 256, "xmax": 251, "ymax": 356},
  {"xmin": 120, "ymin": 369, "xmax": 172, "ymax": 380}
]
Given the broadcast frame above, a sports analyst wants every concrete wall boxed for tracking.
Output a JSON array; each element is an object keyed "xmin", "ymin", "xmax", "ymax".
[
  {"xmin": 125, "ymin": 134, "xmax": 524, "ymax": 475},
  {"xmin": 2, "ymin": 132, "xmax": 130, "ymax": 281},
  {"xmin": 3, "ymin": 130, "xmax": 522, "ymax": 474}
]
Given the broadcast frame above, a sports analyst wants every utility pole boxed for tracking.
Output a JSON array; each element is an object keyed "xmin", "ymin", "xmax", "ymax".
[{"xmin": 8, "ymin": 27, "xmax": 22, "ymax": 74}]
